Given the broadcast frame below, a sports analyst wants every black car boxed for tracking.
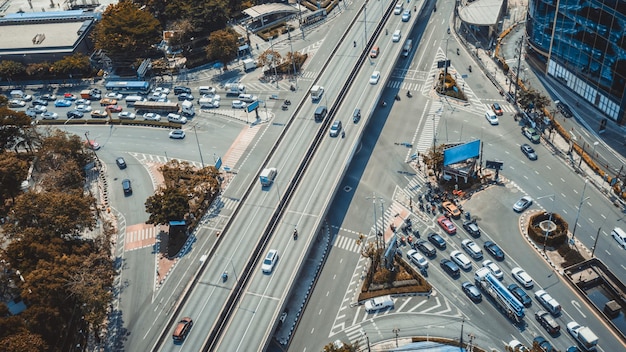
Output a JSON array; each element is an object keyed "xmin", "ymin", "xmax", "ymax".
[
  {"xmin": 508, "ymin": 283, "xmax": 532, "ymax": 307},
  {"xmin": 116, "ymin": 157, "xmax": 127, "ymax": 169},
  {"xmin": 415, "ymin": 239, "xmax": 436, "ymax": 257},
  {"xmin": 31, "ymin": 99, "xmax": 48, "ymax": 106},
  {"xmin": 555, "ymin": 100, "xmax": 572, "ymax": 118},
  {"xmin": 177, "ymin": 93, "xmax": 194, "ymax": 101},
  {"xmin": 461, "ymin": 281, "xmax": 482, "ymax": 302},
  {"xmin": 440, "ymin": 259, "xmax": 460, "ymax": 277},
  {"xmin": 352, "ymin": 108, "xmax": 361, "ymax": 123},
  {"xmin": 535, "ymin": 310, "xmax": 560, "ymax": 336},
  {"xmin": 533, "ymin": 336, "xmax": 554, "ymax": 352},
  {"xmin": 483, "ymin": 240, "xmax": 505, "ymax": 261},
  {"xmin": 67, "ymin": 110, "xmax": 84, "ymax": 119},
  {"xmin": 521, "ymin": 143, "xmax": 538, "ymax": 160},
  {"xmin": 428, "ymin": 233, "xmax": 447, "ymax": 249},
  {"xmin": 122, "ymin": 179, "xmax": 132, "ymax": 195},
  {"xmin": 462, "ymin": 220, "xmax": 480, "ymax": 237},
  {"xmin": 174, "ymin": 86, "xmax": 192, "ymax": 95}
]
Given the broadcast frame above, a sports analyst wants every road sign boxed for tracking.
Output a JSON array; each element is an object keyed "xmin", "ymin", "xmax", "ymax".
[
  {"xmin": 246, "ymin": 100, "xmax": 259, "ymax": 113},
  {"xmin": 215, "ymin": 157, "xmax": 222, "ymax": 170}
]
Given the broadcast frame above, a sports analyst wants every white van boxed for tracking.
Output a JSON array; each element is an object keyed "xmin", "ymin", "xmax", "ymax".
[
  {"xmin": 612, "ymin": 227, "xmax": 626, "ymax": 249},
  {"xmin": 198, "ymin": 86, "xmax": 216, "ymax": 96},
  {"xmin": 402, "ymin": 39, "xmax": 413, "ymax": 57},
  {"xmin": 238, "ymin": 93, "xmax": 258, "ymax": 103},
  {"xmin": 259, "ymin": 167, "xmax": 277, "ymax": 187},
  {"xmin": 125, "ymin": 95, "xmax": 144, "ymax": 106},
  {"xmin": 535, "ymin": 290, "xmax": 561, "ymax": 316},
  {"xmin": 364, "ymin": 295, "xmax": 394, "ymax": 313}
]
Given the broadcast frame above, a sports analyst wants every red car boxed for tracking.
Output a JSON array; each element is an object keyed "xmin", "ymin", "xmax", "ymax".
[
  {"xmin": 63, "ymin": 93, "xmax": 77, "ymax": 100},
  {"xmin": 106, "ymin": 105, "xmax": 123, "ymax": 113},
  {"xmin": 437, "ymin": 216, "xmax": 457, "ymax": 235}
]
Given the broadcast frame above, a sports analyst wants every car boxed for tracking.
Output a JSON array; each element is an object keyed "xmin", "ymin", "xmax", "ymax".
[
  {"xmin": 427, "ymin": 232, "xmax": 447, "ymax": 249},
  {"xmin": 483, "ymin": 240, "xmax": 505, "ymax": 261},
  {"xmin": 406, "ymin": 249, "xmax": 428, "ymax": 269},
  {"xmin": 513, "ymin": 195, "xmax": 533, "ymax": 212},
  {"xmin": 392, "ymin": 29, "xmax": 401, "ymax": 42},
  {"xmin": 75, "ymin": 99, "xmax": 91, "ymax": 106},
  {"xmin": 174, "ymin": 86, "xmax": 192, "ymax": 95},
  {"xmin": 508, "ymin": 283, "xmax": 532, "ymax": 307},
  {"xmin": 116, "ymin": 157, "xmax": 127, "ymax": 169},
  {"xmin": 105, "ymin": 92, "xmax": 123, "ymax": 100},
  {"xmin": 329, "ymin": 120, "xmax": 342, "ymax": 137},
  {"xmin": 231, "ymin": 100, "xmax": 247, "ymax": 109},
  {"xmin": 172, "ymin": 317, "xmax": 193, "ymax": 342},
  {"xmin": 533, "ymin": 336, "xmax": 554, "ymax": 352},
  {"xmin": 40, "ymin": 94, "xmax": 57, "ymax": 101},
  {"xmin": 566, "ymin": 321, "xmax": 584, "ymax": 339},
  {"xmin": 415, "ymin": 239, "xmax": 436, "ymax": 257},
  {"xmin": 555, "ymin": 100, "xmax": 572, "ymax": 118},
  {"xmin": 369, "ymin": 71, "xmax": 380, "ymax": 85},
  {"xmin": 8, "ymin": 100, "xmax": 26, "ymax": 108},
  {"xmin": 522, "ymin": 126, "xmax": 541, "ymax": 143},
  {"xmin": 482, "ymin": 260, "xmax": 503, "ymax": 279},
  {"xmin": 24, "ymin": 109, "xmax": 37, "ymax": 118},
  {"xmin": 106, "ymin": 105, "xmax": 123, "ymax": 113},
  {"xmin": 63, "ymin": 93, "xmax": 76, "ymax": 100},
  {"xmin": 75, "ymin": 104, "xmax": 92, "ymax": 112},
  {"xmin": 536, "ymin": 310, "xmax": 560, "ymax": 335},
  {"xmin": 153, "ymin": 87, "xmax": 170, "ymax": 95},
  {"xmin": 461, "ymin": 281, "xmax": 482, "ymax": 302},
  {"xmin": 177, "ymin": 93, "xmax": 194, "ymax": 101},
  {"xmin": 511, "ymin": 267, "xmax": 534, "ymax": 289},
  {"xmin": 31, "ymin": 99, "xmax": 48, "ymax": 106},
  {"xmin": 118, "ymin": 112, "xmax": 136, "ymax": 120},
  {"xmin": 169, "ymin": 129, "xmax": 186, "ymax": 139},
  {"xmin": 437, "ymin": 216, "xmax": 457, "ymax": 235},
  {"xmin": 393, "ymin": 2, "xmax": 403, "ymax": 14},
  {"xmin": 143, "ymin": 113, "xmax": 162, "ymax": 121},
  {"xmin": 442, "ymin": 201, "xmax": 461, "ymax": 218},
  {"xmin": 450, "ymin": 250, "xmax": 472, "ymax": 270},
  {"xmin": 508, "ymin": 340, "xmax": 530, "ymax": 352},
  {"xmin": 401, "ymin": 9, "xmax": 411, "ymax": 22},
  {"xmin": 462, "ymin": 220, "xmax": 480, "ymax": 237},
  {"xmin": 91, "ymin": 110, "xmax": 108, "ymax": 118},
  {"xmin": 491, "ymin": 102, "xmax": 504, "ymax": 115},
  {"xmin": 85, "ymin": 140, "xmax": 100, "ymax": 150},
  {"xmin": 261, "ymin": 249, "xmax": 279, "ymax": 273},
  {"xmin": 54, "ymin": 99, "xmax": 72, "ymax": 107},
  {"xmin": 440, "ymin": 259, "xmax": 460, "ymax": 277},
  {"xmin": 461, "ymin": 239, "xmax": 483, "ymax": 260},
  {"xmin": 485, "ymin": 111, "xmax": 499, "ymax": 125},
  {"xmin": 122, "ymin": 179, "xmax": 132, "ymax": 195},
  {"xmin": 370, "ymin": 46, "xmax": 379, "ymax": 58},
  {"xmin": 520, "ymin": 143, "xmax": 538, "ymax": 160},
  {"xmin": 167, "ymin": 113, "xmax": 187, "ymax": 124},
  {"xmin": 41, "ymin": 112, "xmax": 58, "ymax": 120},
  {"xmin": 100, "ymin": 98, "xmax": 117, "ymax": 106},
  {"xmin": 29, "ymin": 105, "xmax": 47, "ymax": 114},
  {"xmin": 148, "ymin": 92, "xmax": 168, "ymax": 101},
  {"xmin": 566, "ymin": 347, "xmax": 581, "ymax": 352},
  {"xmin": 67, "ymin": 110, "xmax": 84, "ymax": 119}
]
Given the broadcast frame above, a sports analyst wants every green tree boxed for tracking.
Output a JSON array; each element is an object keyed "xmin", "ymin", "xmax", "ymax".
[
  {"xmin": 205, "ymin": 28, "xmax": 239, "ymax": 70},
  {"xmin": 145, "ymin": 186, "xmax": 189, "ymax": 225},
  {"xmin": 0, "ymin": 61, "xmax": 25, "ymax": 82},
  {"xmin": 92, "ymin": 1, "xmax": 162, "ymax": 60},
  {"xmin": 51, "ymin": 53, "xmax": 91, "ymax": 76},
  {"xmin": 422, "ymin": 144, "xmax": 445, "ymax": 178}
]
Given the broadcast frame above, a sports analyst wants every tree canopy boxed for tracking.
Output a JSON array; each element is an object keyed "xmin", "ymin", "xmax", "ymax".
[{"xmin": 205, "ymin": 28, "xmax": 239, "ymax": 70}]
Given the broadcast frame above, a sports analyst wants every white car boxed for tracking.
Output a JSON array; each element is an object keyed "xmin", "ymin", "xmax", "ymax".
[
  {"xmin": 143, "ymin": 113, "xmax": 162, "ymax": 121},
  {"xmin": 369, "ymin": 71, "xmax": 381, "ymax": 85},
  {"xmin": 401, "ymin": 9, "xmax": 411, "ymax": 22},
  {"xmin": 511, "ymin": 267, "xmax": 534, "ymax": 288},
  {"xmin": 450, "ymin": 250, "xmax": 472, "ymax": 270},
  {"xmin": 75, "ymin": 104, "xmax": 92, "ymax": 112},
  {"xmin": 148, "ymin": 92, "xmax": 168, "ymax": 101},
  {"xmin": 41, "ymin": 112, "xmax": 58, "ymax": 120},
  {"xmin": 482, "ymin": 260, "xmax": 503, "ymax": 280},
  {"xmin": 513, "ymin": 196, "xmax": 533, "ymax": 212},
  {"xmin": 106, "ymin": 92, "xmax": 123, "ymax": 100},
  {"xmin": 485, "ymin": 110, "xmax": 499, "ymax": 125},
  {"xmin": 261, "ymin": 249, "xmax": 279, "ymax": 273},
  {"xmin": 507, "ymin": 340, "xmax": 529, "ymax": 352},
  {"xmin": 392, "ymin": 29, "xmax": 401, "ymax": 42},
  {"xmin": 30, "ymin": 105, "xmax": 47, "ymax": 114},
  {"xmin": 406, "ymin": 249, "xmax": 428, "ymax": 269},
  {"xmin": 153, "ymin": 87, "xmax": 170, "ymax": 95},
  {"xmin": 118, "ymin": 112, "xmax": 136, "ymax": 120},
  {"xmin": 75, "ymin": 99, "xmax": 91, "ymax": 106},
  {"xmin": 168, "ymin": 129, "xmax": 186, "ymax": 139},
  {"xmin": 393, "ymin": 2, "xmax": 403, "ymax": 14},
  {"xmin": 461, "ymin": 239, "xmax": 483, "ymax": 260},
  {"xmin": 167, "ymin": 113, "xmax": 187, "ymax": 124},
  {"xmin": 231, "ymin": 100, "xmax": 247, "ymax": 109},
  {"xmin": 8, "ymin": 100, "xmax": 26, "ymax": 108}
]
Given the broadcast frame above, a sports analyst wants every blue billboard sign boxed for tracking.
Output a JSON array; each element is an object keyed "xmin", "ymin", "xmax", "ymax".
[
  {"xmin": 246, "ymin": 101, "xmax": 259, "ymax": 113},
  {"xmin": 443, "ymin": 140, "xmax": 481, "ymax": 166}
]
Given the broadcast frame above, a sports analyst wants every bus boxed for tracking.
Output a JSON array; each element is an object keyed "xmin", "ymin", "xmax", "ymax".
[
  {"xmin": 105, "ymin": 81, "xmax": 151, "ymax": 95},
  {"xmin": 134, "ymin": 101, "xmax": 180, "ymax": 114}
]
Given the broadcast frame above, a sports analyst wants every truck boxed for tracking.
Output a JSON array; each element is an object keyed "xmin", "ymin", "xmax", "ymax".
[
  {"xmin": 567, "ymin": 321, "xmax": 598, "ymax": 351},
  {"xmin": 242, "ymin": 58, "xmax": 257, "ymax": 71},
  {"xmin": 80, "ymin": 89, "xmax": 101, "ymax": 100},
  {"xmin": 225, "ymin": 83, "xmax": 246, "ymax": 96},
  {"xmin": 134, "ymin": 101, "xmax": 180, "ymax": 114},
  {"xmin": 474, "ymin": 268, "xmax": 525, "ymax": 323},
  {"xmin": 180, "ymin": 100, "xmax": 195, "ymax": 117},
  {"xmin": 259, "ymin": 168, "xmax": 277, "ymax": 187},
  {"xmin": 310, "ymin": 85, "xmax": 324, "ymax": 101},
  {"xmin": 364, "ymin": 295, "xmax": 394, "ymax": 313}
]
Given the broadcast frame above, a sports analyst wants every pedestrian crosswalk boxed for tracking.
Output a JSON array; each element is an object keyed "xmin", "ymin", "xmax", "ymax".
[
  {"xmin": 222, "ymin": 71, "xmax": 318, "ymax": 94},
  {"xmin": 124, "ymin": 224, "xmax": 159, "ymax": 251},
  {"xmin": 386, "ymin": 80, "xmax": 423, "ymax": 92},
  {"xmin": 221, "ymin": 124, "xmax": 261, "ymax": 170},
  {"xmin": 332, "ymin": 234, "xmax": 362, "ymax": 253},
  {"xmin": 414, "ymin": 100, "xmax": 442, "ymax": 154},
  {"xmin": 127, "ymin": 152, "xmax": 203, "ymax": 169}
]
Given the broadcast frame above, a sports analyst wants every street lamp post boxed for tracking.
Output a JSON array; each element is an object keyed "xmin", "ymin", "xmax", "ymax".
[
  {"xmin": 192, "ymin": 126, "xmax": 205, "ymax": 168},
  {"xmin": 571, "ymin": 179, "xmax": 590, "ymax": 242},
  {"xmin": 537, "ymin": 194, "xmax": 556, "ymax": 252},
  {"xmin": 361, "ymin": 331, "xmax": 370, "ymax": 352}
]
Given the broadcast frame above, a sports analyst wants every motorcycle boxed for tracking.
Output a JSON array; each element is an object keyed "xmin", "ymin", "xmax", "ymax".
[
  {"xmin": 406, "ymin": 90, "xmax": 412, "ymax": 98},
  {"xmin": 468, "ymin": 65, "xmax": 472, "ymax": 72},
  {"xmin": 381, "ymin": 101, "xmax": 387, "ymax": 107},
  {"xmin": 293, "ymin": 229, "xmax": 298, "ymax": 240},
  {"xmin": 433, "ymin": 5, "xmax": 436, "ymax": 12},
  {"xmin": 457, "ymin": 48, "xmax": 460, "ymax": 55},
  {"xmin": 284, "ymin": 99, "xmax": 291, "ymax": 105},
  {"xmin": 353, "ymin": 41, "xmax": 357, "ymax": 47},
  {"xmin": 282, "ymin": 104, "xmax": 288, "ymax": 111},
  {"xmin": 290, "ymin": 85, "xmax": 296, "ymax": 91},
  {"xmin": 222, "ymin": 271, "xmax": 228, "ymax": 282},
  {"xmin": 395, "ymin": 94, "xmax": 401, "ymax": 101}
]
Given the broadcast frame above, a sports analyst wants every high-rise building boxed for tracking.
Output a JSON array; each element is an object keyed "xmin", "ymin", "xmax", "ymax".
[{"xmin": 526, "ymin": 0, "xmax": 626, "ymax": 125}]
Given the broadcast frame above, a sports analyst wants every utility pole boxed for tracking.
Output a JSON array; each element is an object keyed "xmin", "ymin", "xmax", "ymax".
[
  {"xmin": 513, "ymin": 35, "xmax": 524, "ymax": 104},
  {"xmin": 288, "ymin": 30, "xmax": 298, "ymax": 89},
  {"xmin": 392, "ymin": 327, "xmax": 400, "ymax": 347},
  {"xmin": 571, "ymin": 179, "xmax": 589, "ymax": 242},
  {"xmin": 591, "ymin": 227, "xmax": 601, "ymax": 257}
]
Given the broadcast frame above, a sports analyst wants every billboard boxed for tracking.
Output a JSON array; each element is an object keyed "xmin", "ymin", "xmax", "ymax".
[{"xmin": 443, "ymin": 140, "xmax": 480, "ymax": 166}]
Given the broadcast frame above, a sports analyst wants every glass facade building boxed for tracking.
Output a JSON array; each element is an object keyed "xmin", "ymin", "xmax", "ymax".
[{"xmin": 526, "ymin": 0, "xmax": 626, "ymax": 124}]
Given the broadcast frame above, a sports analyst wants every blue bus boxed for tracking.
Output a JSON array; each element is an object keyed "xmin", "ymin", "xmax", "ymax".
[{"xmin": 105, "ymin": 81, "xmax": 151, "ymax": 95}]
